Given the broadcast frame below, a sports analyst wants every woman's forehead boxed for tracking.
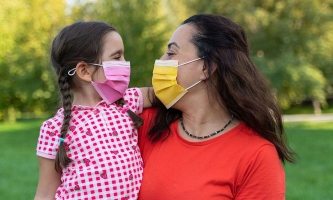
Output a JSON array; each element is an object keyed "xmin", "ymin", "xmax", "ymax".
[
  {"xmin": 168, "ymin": 24, "xmax": 196, "ymax": 51},
  {"xmin": 169, "ymin": 25, "xmax": 195, "ymax": 44}
]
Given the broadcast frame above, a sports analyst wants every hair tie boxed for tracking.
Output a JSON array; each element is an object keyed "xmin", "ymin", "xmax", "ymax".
[{"xmin": 59, "ymin": 137, "xmax": 65, "ymax": 145}]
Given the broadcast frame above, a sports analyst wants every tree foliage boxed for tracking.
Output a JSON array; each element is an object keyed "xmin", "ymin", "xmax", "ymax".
[
  {"xmin": 166, "ymin": 0, "xmax": 333, "ymax": 109},
  {"xmin": 1, "ymin": 0, "xmax": 332, "ymax": 121},
  {"xmin": 0, "ymin": 0, "xmax": 70, "ymax": 121},
  {"xmin": 68, "ymin": 0, "xmax": 172, "ymax": 86}
]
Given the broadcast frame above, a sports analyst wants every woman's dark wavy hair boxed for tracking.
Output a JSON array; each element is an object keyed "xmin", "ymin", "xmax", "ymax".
[
  {"xmin": 51, "ymin": 21, "xmax": 143, "ymax": 171},
  {"xmin": 149, "ymin": 14, "xmax": 296, "ymax": 163}
]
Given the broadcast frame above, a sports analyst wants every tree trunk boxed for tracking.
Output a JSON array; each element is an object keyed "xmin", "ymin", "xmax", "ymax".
[
  {"xmin": 312, "ymin": 99, "xmax": 321, "ymax": 115},
  {"xmin": 5, "ymin": 106, "xmax": 16, "ymax": 122}
]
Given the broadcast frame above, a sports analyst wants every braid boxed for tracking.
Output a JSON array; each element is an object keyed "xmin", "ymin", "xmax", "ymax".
[
  {"xmin": 115, "ymin": 99, "xmax": 143, "ymax": 128},
  {"xmin": 50, "ymin": 21, "xmax": 121, "ymax": 171},
  {"xmin": 55, "ymin": 72, "xmax": 73, "ymax": 171}
]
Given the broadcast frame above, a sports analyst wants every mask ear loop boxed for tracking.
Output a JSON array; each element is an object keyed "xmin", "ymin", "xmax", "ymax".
[
  {"xmin": 68, "ymin": 68, "xmax": 76, "ymax": 76},
  {"xmin": 179, "ymin": 57, "xmax": 205, "ymax": 90},
  {"xmin": 87, "ymin": 63, "xmax": 103, "ymax": 83},
  {"xmin": 186, "ymin": 80, "xmax": 202, "ymax": 90},
  {"xmin": 88, "ymin": 63, "xmax": 103, "ymax": 67},
  {"xmin": 68, "ymin": 62, "xmax": 104, "ymax": 76},
  {"xmin": 178, "ymin": 57, "xmax": 204, "ymax": 67}
]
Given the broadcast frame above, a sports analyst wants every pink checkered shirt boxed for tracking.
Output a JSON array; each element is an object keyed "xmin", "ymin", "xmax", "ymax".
[{"xmin": 36, "ymin": 88, "xmax": 144, "ymax": 200}]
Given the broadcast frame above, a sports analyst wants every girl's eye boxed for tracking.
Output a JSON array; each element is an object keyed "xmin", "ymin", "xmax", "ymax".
[
  {"xmin": 166, "ymin": 52, "xmax": 175, "ymax": 56},
  {"xmin": 114, "ymin": 56, "xmax": 121, "ymax": 60}
]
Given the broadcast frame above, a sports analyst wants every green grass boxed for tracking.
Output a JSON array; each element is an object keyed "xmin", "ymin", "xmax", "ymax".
[
  {"xmin": 284, "ymin": 122, "xmax": 333, "ymax": 200},
  {"xmin": 0, "ymin": 119, "xmax": 45, "ymax": 199},
  {"xmin": 0, "ymin": 119, "xmax": 332, "ymax": 199}
]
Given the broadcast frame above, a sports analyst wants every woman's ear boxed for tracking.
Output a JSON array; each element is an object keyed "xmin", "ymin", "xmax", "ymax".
[
  {"xmin": 200, "ymin": 64, "xmax": 217, "ymax": 80},
  {"xmin": 75, "ymin": 61, "xmax": 93, "ymax": 82}
]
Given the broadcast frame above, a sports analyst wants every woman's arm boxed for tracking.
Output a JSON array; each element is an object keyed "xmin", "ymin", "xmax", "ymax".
[
  {"xmin": 235, "ymin": 145, "xmax": 285, "ymax": 200},
  {"xmin": 34, "ymin": 157, "xmax": 62, "ymax": 200},
  {"xmin": 140, "ymin": 87, "xmax": 153, "ymax": 108}
]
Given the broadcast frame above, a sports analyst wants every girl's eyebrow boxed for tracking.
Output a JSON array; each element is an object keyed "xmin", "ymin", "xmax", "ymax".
[
  {"xmin": 167, "ymin": 42, "xmax": 180, "ymax": 49},
  {"xmin": 109, "ymin": 49, "xmax": 123, "ymax": 57}
]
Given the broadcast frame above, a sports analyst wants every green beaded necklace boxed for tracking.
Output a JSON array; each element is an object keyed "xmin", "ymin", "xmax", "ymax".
[{"xmin": 180, "ymin": 115, "xmax": 234, "ymax": 139}]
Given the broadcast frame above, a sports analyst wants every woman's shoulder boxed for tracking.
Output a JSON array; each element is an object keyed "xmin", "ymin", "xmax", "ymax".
[
  {"xmin": 231, "ymin": 122, "xmax": 275, "ymax": 152},
  {"xmin": 137, "ymin": 108, "xmax": 158, "ymax": 140},
  {"xmin": 137, "ymin": 108, "xmax": 158, "ymax": 136},
  {"xmin": 229, "ymin": 123, "xmax": 281, "ymax": 173},
  {"xmin": 140, "ymin": 108, "xmax": 158, "ymax": 119}
]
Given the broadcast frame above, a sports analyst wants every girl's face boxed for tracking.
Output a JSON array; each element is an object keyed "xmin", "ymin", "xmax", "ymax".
[
  {"xmin": 92, "ymin": 31, "xmax": 125, "ymax": 82},
  {"xmin": 101, "ymin": 31, "xmax": 125, "ymax": 62}
]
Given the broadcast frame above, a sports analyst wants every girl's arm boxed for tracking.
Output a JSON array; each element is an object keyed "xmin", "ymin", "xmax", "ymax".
[
  {"xmin": 34, "ymin": 157, "xmax": 62, "ymax": 200},
  {"xmin": 140, "ymin": 87, "xmax": 153, "ymax": 108}
]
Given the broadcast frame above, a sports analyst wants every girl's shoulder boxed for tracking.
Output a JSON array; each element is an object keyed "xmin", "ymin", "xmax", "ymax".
[
  {"xmin": 40, "ymin": 108, "xmax": 64, "ymax": 130},
  {"xmin": 123, "ymin": 88, "xmax": 143, "ymax": 114},
  {"xmin": 123, "ymin": 88, "xmax": 141, "ymax": 101}
]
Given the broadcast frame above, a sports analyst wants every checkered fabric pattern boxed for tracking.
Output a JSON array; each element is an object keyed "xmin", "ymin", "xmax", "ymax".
[{"xmin": 36, "ymin": 88, "xmax": 144, "ymax": 200}]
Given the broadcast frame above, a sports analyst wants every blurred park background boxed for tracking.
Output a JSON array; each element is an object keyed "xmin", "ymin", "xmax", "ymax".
[{"xmin": 0, "ymin": 0, "xmax": 332, "ymax": 199}]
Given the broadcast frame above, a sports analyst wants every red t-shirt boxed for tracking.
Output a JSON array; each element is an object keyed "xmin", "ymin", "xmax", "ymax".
[{"xmin": 138, "ymin": 108, "xmax": 285, "ymax": 200}]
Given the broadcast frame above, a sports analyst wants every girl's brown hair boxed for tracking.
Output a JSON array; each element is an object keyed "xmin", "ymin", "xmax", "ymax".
[{"xmin": 51, "ymin": 21, "xmax": 142, "ymax": 171}]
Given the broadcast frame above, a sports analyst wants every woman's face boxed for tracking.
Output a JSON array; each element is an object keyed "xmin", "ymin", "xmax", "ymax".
[{"xmin": 160, "ymin": 24, "xmax": 204, "ymax": 88}]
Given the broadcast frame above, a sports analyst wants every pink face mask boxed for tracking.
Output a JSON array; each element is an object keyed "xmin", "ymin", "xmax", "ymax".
[{"xmin": 91, "ymin": 61, "xmax": 130, "ymax": 104}]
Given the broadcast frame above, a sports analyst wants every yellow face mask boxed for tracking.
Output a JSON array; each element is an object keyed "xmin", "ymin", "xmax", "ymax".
[{"xmin": 152, "ymin": 58, "xmax": 203, "ymax": 109}]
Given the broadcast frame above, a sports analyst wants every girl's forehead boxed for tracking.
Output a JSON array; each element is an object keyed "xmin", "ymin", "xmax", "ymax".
[
  {"xmin": 101, "ymin": 32, "xmax": 124, "ymax": 57},
  {"xmin": 103, "ymin": 31, "xmax": 124, "ymax": 48}
]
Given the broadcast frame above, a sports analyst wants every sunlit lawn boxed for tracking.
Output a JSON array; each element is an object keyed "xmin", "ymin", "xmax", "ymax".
[
  {"xmin": 0, "ymin": 119, "xmax": 44, "ymax": 199},
  {"xmin": 0, "ymin": 119, "xmax": 332, "ymax": 199},
  {"xmin": 284, "ymin": 122, "xmax": 333, "ymax": 200}
]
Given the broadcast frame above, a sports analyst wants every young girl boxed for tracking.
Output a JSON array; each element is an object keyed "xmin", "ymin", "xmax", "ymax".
[{"xmin": 34, "ymin": 21, "xmax": 150, "ymax": 200}]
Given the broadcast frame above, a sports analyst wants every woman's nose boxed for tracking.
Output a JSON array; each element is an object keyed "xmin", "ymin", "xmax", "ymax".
[{"xmin": 160, "ymin": 54, "xmax": 168, "ymax": 60}]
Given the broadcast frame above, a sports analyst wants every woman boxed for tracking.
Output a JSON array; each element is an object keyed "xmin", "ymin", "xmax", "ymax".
[{"xmin": 138, "ymin": 14, "xmax": 295, "ymax": 199}]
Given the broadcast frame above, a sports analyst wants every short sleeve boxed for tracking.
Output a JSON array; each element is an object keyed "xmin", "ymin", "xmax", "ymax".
[
  {"xmin": 36, "ymin": 120, "xmax": 60, "ymax": 159},
  {"xmin": 235, "ymin": 144, "xmax": 285, "ymax": 200},
  {"xmin": 123, "ymin": 88, "xmax": 143, "ymax": 114}
]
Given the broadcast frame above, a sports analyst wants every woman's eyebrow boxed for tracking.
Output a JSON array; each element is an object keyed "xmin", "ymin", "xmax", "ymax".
[{"xmin": 167, "ymin": 42, "xmax": 180, "ymax": 49}]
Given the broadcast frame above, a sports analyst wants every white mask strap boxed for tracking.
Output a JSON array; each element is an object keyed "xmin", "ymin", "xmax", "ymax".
[
  {"xmin": 68, "ymin": 68, "xmax": 76, "ymax": 76},
  {"xmin": 88, "ymin": 63, "xmax": 103, "ymax": 67},
  {"xmin": 67, "ymin": 63, "xmax": 102, "ymax": 76},
  {"xmin": 178, "ymin": 57, "xmax": 204, "ymax": 67},
  {"xmin": 186, "ymin": 80, "xmax": 202, "ymax": 90}
]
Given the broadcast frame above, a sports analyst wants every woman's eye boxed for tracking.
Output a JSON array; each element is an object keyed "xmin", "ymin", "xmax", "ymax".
[
  {"xmin": 166, "ymin": 52, "xmax": 174, "ymax": 56},
  {"xmin": 114, "ymin": 56, "xmax": 121, "ymax": 60}
]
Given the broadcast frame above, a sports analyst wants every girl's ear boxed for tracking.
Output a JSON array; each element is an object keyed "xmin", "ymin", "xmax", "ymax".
[{"xmin": 75, "ymin": 61, "xmax": 93, "ymax": 82}]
